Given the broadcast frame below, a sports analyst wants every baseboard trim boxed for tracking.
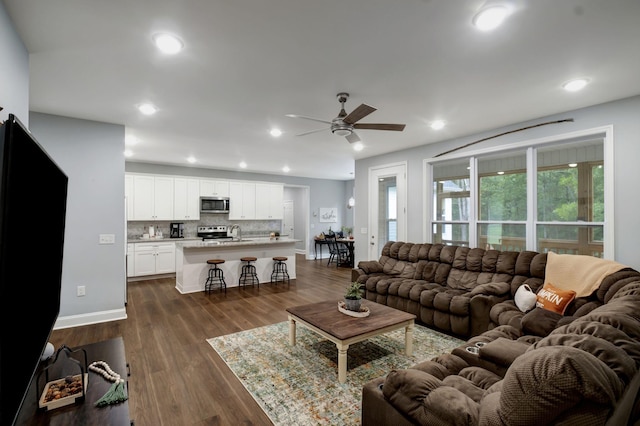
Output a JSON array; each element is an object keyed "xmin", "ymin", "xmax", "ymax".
[{"xmin": 54, "ymin": 308, "xmax": 127, "ymax": 330}]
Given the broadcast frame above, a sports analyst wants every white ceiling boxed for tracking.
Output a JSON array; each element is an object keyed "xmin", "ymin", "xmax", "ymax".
[{"xmin": 4, "ymin": 0, "xmax": 640, "ymax": 180}]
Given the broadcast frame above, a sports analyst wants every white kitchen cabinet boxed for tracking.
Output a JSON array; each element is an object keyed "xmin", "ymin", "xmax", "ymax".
[
  {"xmin": 229, "ymin": 182, "xmax": 256, "ymax": 220},
  {"xmin": 200, "ymin": 179, "xmax": 230, "ymax": 197},
  {"xmin": 131, "ymin": 175, "xmax": 174, "ymax": 220},
  {"xmin": 255, "ymin": 183, "xmax": 284, "ymax": 219},
  {"xmin": 174, "ymin": 178, "xmax": 200, "ymax": 220},
  {"xmin": 126, "ymin": 243, "xmax": 135, "ymax": 277},
  {"xmin": 133, "ymin": 242, "xmax": 175, "ymax": 276}
]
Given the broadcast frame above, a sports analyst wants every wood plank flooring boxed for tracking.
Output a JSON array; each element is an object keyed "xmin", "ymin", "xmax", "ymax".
[{"xmin": 49, "ymin": 254, "xmax": 351, "ymax": 426}]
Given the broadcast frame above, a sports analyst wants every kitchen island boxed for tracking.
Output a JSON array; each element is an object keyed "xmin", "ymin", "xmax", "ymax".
[{"xmin": 174, "ymin": 238, "xmax": 299, "ymax": 293}]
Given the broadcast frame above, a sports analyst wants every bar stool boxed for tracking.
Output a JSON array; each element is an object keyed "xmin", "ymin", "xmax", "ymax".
[
  {"xmin": 239, "ymin": 256, "xmax": 259, "ymax": 287},
  {"xmin": 204, "ymin": 259, "xmax": 226, "ymax": 294},
  {"xmin": 270, "ymin": 256, "xmax": 290, "ymax": 285}
]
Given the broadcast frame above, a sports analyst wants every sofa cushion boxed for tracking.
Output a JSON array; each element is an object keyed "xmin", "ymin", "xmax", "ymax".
[
  {"xmin": 494, "ymin": 346, "xmax": 624, "ymax": 424},
  {"xmin": 521, "ymin": 307, "xmax": 563, "ymax": 337}
]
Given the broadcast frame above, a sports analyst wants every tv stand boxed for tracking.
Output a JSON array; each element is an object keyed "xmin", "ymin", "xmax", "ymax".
[{"xmin": 15, "ymin": 337, "xmax": 131, "ymax": 425}]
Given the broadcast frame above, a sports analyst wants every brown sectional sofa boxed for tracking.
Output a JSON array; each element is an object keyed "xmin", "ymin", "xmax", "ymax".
[
  {"xmin": 352, "ymin": 241, "xmax": 546, "ymax": 338},
  {"xmin": 358, "ymin": 242, "xmax": 640, "ymax": 425}
]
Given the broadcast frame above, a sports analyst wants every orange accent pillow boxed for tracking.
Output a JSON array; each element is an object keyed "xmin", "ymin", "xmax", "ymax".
[{"xmin": 536, "ymin": 282, "xmax": 576, "ymax": 315}]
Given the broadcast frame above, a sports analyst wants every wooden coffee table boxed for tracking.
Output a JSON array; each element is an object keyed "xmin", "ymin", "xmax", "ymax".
[{"xmin": 286, "ymin": 299, "xmax": 416, "ymax": 383}]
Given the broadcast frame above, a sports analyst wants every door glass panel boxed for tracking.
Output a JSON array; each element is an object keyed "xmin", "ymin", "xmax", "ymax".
[{"xmin": 378, "ymin": 177, "xmax": 396, "ymax": 247}]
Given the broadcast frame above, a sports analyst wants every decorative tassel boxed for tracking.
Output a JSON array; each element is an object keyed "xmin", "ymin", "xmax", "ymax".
[
  {"xmin": 94, "ymin": 380, "xmax": 128, "ymax": 407},
  {"xmin": 88, "ymin": 360, "xmax": 128, "ymax": 407}
]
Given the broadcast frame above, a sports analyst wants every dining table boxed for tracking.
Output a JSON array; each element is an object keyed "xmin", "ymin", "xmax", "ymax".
[{"xmin": 336, "ymin": 238, "xmax": 355, "ymax": 268}]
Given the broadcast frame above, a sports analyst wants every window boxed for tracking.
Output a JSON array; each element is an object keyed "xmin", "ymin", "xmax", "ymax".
[
  {"xmin": 432, "ymin": 159, "xmax": 470, "ymax": 246},
  {"xmin": 478, "ymin": 151, "xmax": 527, "ymax": 251},
  {"xmin": 426, "ymin": 130, "xmax": 611, "ymax": 258},
  {"xmin": 536, "ymin": 141, "xmax": 604, "ymax": 256}
]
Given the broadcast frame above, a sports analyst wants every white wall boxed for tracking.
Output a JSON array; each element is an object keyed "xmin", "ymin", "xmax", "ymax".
[
  {"xmin": 0, "ymin": 2, "xmax": 29, "ymax": 125},
  {"xmin": 354, "ymin": 95, "xmax": 640, "ymax": 270},
  {"xmin": 30, "ymin": 113, "xmax": 127, "ymax": 327}
]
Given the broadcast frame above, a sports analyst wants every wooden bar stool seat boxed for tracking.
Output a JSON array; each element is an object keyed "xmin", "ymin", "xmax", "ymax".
[
  {"xmin": 239, "ymin": 256, "xmax": 259, "ymax": 287},
  {"xmin": 205, "ymin": 259, "xmax": 226, "ymax": 294}
]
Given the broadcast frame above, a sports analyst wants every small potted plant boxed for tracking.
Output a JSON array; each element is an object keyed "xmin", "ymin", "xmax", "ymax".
[{"xmin": 344, "ymin": 282, "xmax": 363, "ymax": 311}]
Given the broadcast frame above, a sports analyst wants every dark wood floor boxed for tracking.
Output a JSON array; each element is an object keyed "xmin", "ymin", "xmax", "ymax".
[{"xmin": 49, "ymin": 254, "xmax": 351, "ymax": 426}]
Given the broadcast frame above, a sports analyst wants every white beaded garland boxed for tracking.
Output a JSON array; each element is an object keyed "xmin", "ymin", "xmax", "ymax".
[{"xmin": 89, "ymin": 361, "xmax": 124, "ymax": 384}]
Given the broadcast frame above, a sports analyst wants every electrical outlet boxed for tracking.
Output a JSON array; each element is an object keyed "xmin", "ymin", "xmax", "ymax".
[
  {"xmin": 77, "ymin": 286, "xmax": 86, "ymax": 297},
  {"xmin": 99, "ymin": 234, "xmax": 115, "ymax": 244}
]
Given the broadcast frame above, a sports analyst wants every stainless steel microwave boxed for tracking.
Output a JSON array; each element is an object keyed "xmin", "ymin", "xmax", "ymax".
[{"xmin": 200, "ymin": 197, "xmax": 230, "ymax": 213}]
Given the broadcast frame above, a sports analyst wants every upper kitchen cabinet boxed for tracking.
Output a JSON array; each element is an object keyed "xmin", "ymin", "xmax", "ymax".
[
  {"xmin": 255, "ymin": 183, "xmax": 284, "ymax": 219},
  {"xmin": 200, "ymin": 179, "xmax": 230, "ymax": 197},
  {"xmin": 229, "ymin": 182, "xmax": 256, "ymax": 220},
  {"xmin": 174, "ymin": 178, "xmax": 200, "ymax": 221},
  {"xmin": 131, "ymin": 174, "xmax": 174, "ymax": 220}
]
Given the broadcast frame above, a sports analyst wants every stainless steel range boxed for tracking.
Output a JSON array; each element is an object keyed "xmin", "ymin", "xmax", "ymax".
[{"xmin": 197, "ymin": 225, "xmax": 231, "ymax": 241}]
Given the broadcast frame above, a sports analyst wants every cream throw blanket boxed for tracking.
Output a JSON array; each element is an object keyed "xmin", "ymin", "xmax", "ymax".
[{"xmin": 544, "ymin": 251, "xmax": 627, "ymax": 297}]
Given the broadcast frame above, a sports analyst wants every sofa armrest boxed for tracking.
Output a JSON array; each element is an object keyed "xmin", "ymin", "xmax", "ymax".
[
  {"xmin": 478, "ymin": 337, "xmax": 530, "ymax": 367},
  {"xmin": 469, "ymin": 281, "xmax": 511, "ymax": 297},
  {"xmin": 351, "ymin": 267, "xmax": 365, "ymax": 283},
  {"xmin": 361, "ymin": 377, "xmax": 414, "ymax": 426},
  {"xmin": 470, "ymin": 293, "xmax": 511, "ymax": 336},
  {"xmin": 357, "ymin": 260, "xmax": 384, "ymax": 274}
]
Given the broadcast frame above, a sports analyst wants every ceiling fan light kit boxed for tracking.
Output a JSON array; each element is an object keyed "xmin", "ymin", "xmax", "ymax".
[{"xmin": 286, "ymin": 92, "xmax": 405, "ymax": 144}]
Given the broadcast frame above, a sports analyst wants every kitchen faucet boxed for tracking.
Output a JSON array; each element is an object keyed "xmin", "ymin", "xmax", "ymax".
[{"xmin": 229, "ymin": 224, "xmax": 242, "ymax": 241}]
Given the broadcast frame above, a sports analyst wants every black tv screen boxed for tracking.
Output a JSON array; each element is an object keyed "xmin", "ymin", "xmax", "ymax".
[{"xmin": 0, "ymin": 114, "xmax": 68, "ymax": 425}]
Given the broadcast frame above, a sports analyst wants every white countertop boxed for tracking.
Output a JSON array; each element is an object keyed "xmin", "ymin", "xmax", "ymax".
[{"xmin": 176, "ymin": 237, "xmax": 299, "ymax": 248}]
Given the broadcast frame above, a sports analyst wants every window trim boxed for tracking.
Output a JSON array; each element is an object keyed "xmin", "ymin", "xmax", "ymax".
[{"xmin": 423, "ymin": 125, "xmax": 614, "ymax": 259}]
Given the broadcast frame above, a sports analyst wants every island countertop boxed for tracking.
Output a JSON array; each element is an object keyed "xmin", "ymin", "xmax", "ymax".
[
  {"xmin": 174, "ymin": 237, "xmax": 299, "ymax": 293},
  {"xmin": 176, "ymin": 237, "xmax": 299, "ymax": 249}
]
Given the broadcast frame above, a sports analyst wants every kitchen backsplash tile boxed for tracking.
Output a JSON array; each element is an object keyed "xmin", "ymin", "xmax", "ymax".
[{"xmin": 127, "ymin": 219, "xmax": 282, "ymax": 240}]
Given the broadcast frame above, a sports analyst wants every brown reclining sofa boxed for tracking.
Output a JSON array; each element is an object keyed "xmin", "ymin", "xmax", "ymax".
[{"xmin": 357, "ymin": 241, "xmax": 640, "ymax": 425}]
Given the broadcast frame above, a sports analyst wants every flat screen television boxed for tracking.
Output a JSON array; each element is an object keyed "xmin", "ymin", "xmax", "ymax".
[{"xmin": 0, "ymin": 114, "xmax": 68, "ymax": 425}]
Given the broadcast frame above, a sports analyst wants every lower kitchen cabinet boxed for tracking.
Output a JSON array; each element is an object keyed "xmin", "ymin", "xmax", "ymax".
[
  {"xmin": 127, "ymin": 243, "xmax": 135, "ymax": 277},
  {"xmin": 133, "ymin": 242, "xmax": 176, "ymax": 276}
]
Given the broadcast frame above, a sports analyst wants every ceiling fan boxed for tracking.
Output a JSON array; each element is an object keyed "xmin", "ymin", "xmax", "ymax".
[{"xmin": 286, "ymin": 93, "xmax": 405, "ymax": 143}]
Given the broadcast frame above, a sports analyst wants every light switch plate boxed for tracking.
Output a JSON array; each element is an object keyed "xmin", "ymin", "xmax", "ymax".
[{"xmin": 99, "ymin": 234, "xmax": 115, "ymax": 244}]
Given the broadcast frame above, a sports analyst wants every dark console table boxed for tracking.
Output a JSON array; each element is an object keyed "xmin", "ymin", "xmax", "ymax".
[{"xmin": 15, "ymin": 337, "xmax": 131, "ymax": 426}]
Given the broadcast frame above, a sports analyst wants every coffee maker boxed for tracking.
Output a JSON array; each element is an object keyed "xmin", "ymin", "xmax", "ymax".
[{"xmin": 170, "ymin": 222, "xmax": 185, "ymax": 238}]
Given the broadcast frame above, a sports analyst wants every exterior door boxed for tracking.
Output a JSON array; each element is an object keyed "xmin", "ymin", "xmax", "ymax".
[{"xmin": 368, "ymin": 163, "xmax": 407, "ymax": 259}]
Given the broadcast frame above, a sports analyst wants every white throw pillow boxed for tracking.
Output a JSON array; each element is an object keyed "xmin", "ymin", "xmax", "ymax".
[{"xmin": 514, "ymin": 284, "xmax": 537, "ymax": 312}]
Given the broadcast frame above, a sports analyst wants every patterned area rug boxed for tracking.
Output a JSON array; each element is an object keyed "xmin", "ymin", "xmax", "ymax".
[{"xmin": 207, "ymin": 321, "xmax": 464, "ymax": 425}]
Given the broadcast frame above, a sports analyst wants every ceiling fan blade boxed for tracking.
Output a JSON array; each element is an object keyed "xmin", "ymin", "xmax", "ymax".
[
  {"xmin": 285, "ymin": 114, "xmax": 332, "ymax": 125},
  {"xmin": 343, "ymin": 104, "xmax": 376, "ymax": 124},
  {"xmin": 346, "ymin": 132, "xmax": 361, "ymax": 144},
  {"xmin": 353, "ymin": 123, "xmax": 406, "ymax": 131},
  {"xmin": 296, "ymin": 127, "xmax": 328, "ymax": 137}
]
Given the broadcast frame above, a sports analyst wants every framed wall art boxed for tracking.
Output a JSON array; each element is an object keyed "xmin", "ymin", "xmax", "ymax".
[{"xmin": 319, "ymin": 207, "xmax": 337, "ymax": 223}]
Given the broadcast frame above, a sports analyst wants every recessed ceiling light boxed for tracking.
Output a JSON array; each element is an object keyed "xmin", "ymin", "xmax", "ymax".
[
  {"xmin": 138, "ymin": 103, "xmax": 158, "ymax": 115},
  {"xmin": 353, "ymin": 142, "xmax": 364, "ymax": 151},
  {"xmin": 153, "ymin": 33, "xmax": 183, "ymax": 54},
  {"xmin": 563, "ymin": 78, "xmax": 589, "ymax": 92},
  {"xmin": 187, "ymin": 156, "xmax": 196, "ymax": 163},
  {"xmin": 282, "ymin": 166, "xmax": 290, "ymax": 173},
  {"xmin": 239, "ymin": 161, "xmax": 247, "ymax": 169},
  {"xmin": 124, "ymin": 150, "xmax": 133, "ymax": 158},
  {"xmin": 430, "ymin": 120, "xmax": 445, "ymax": 130},
  {"xmin": 473, "ymin": 5, "xmax": 509, "ymax": 31},
  {"xmin": 270, "ymin": 128, "xmax": 282, "ymax": 137}
]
